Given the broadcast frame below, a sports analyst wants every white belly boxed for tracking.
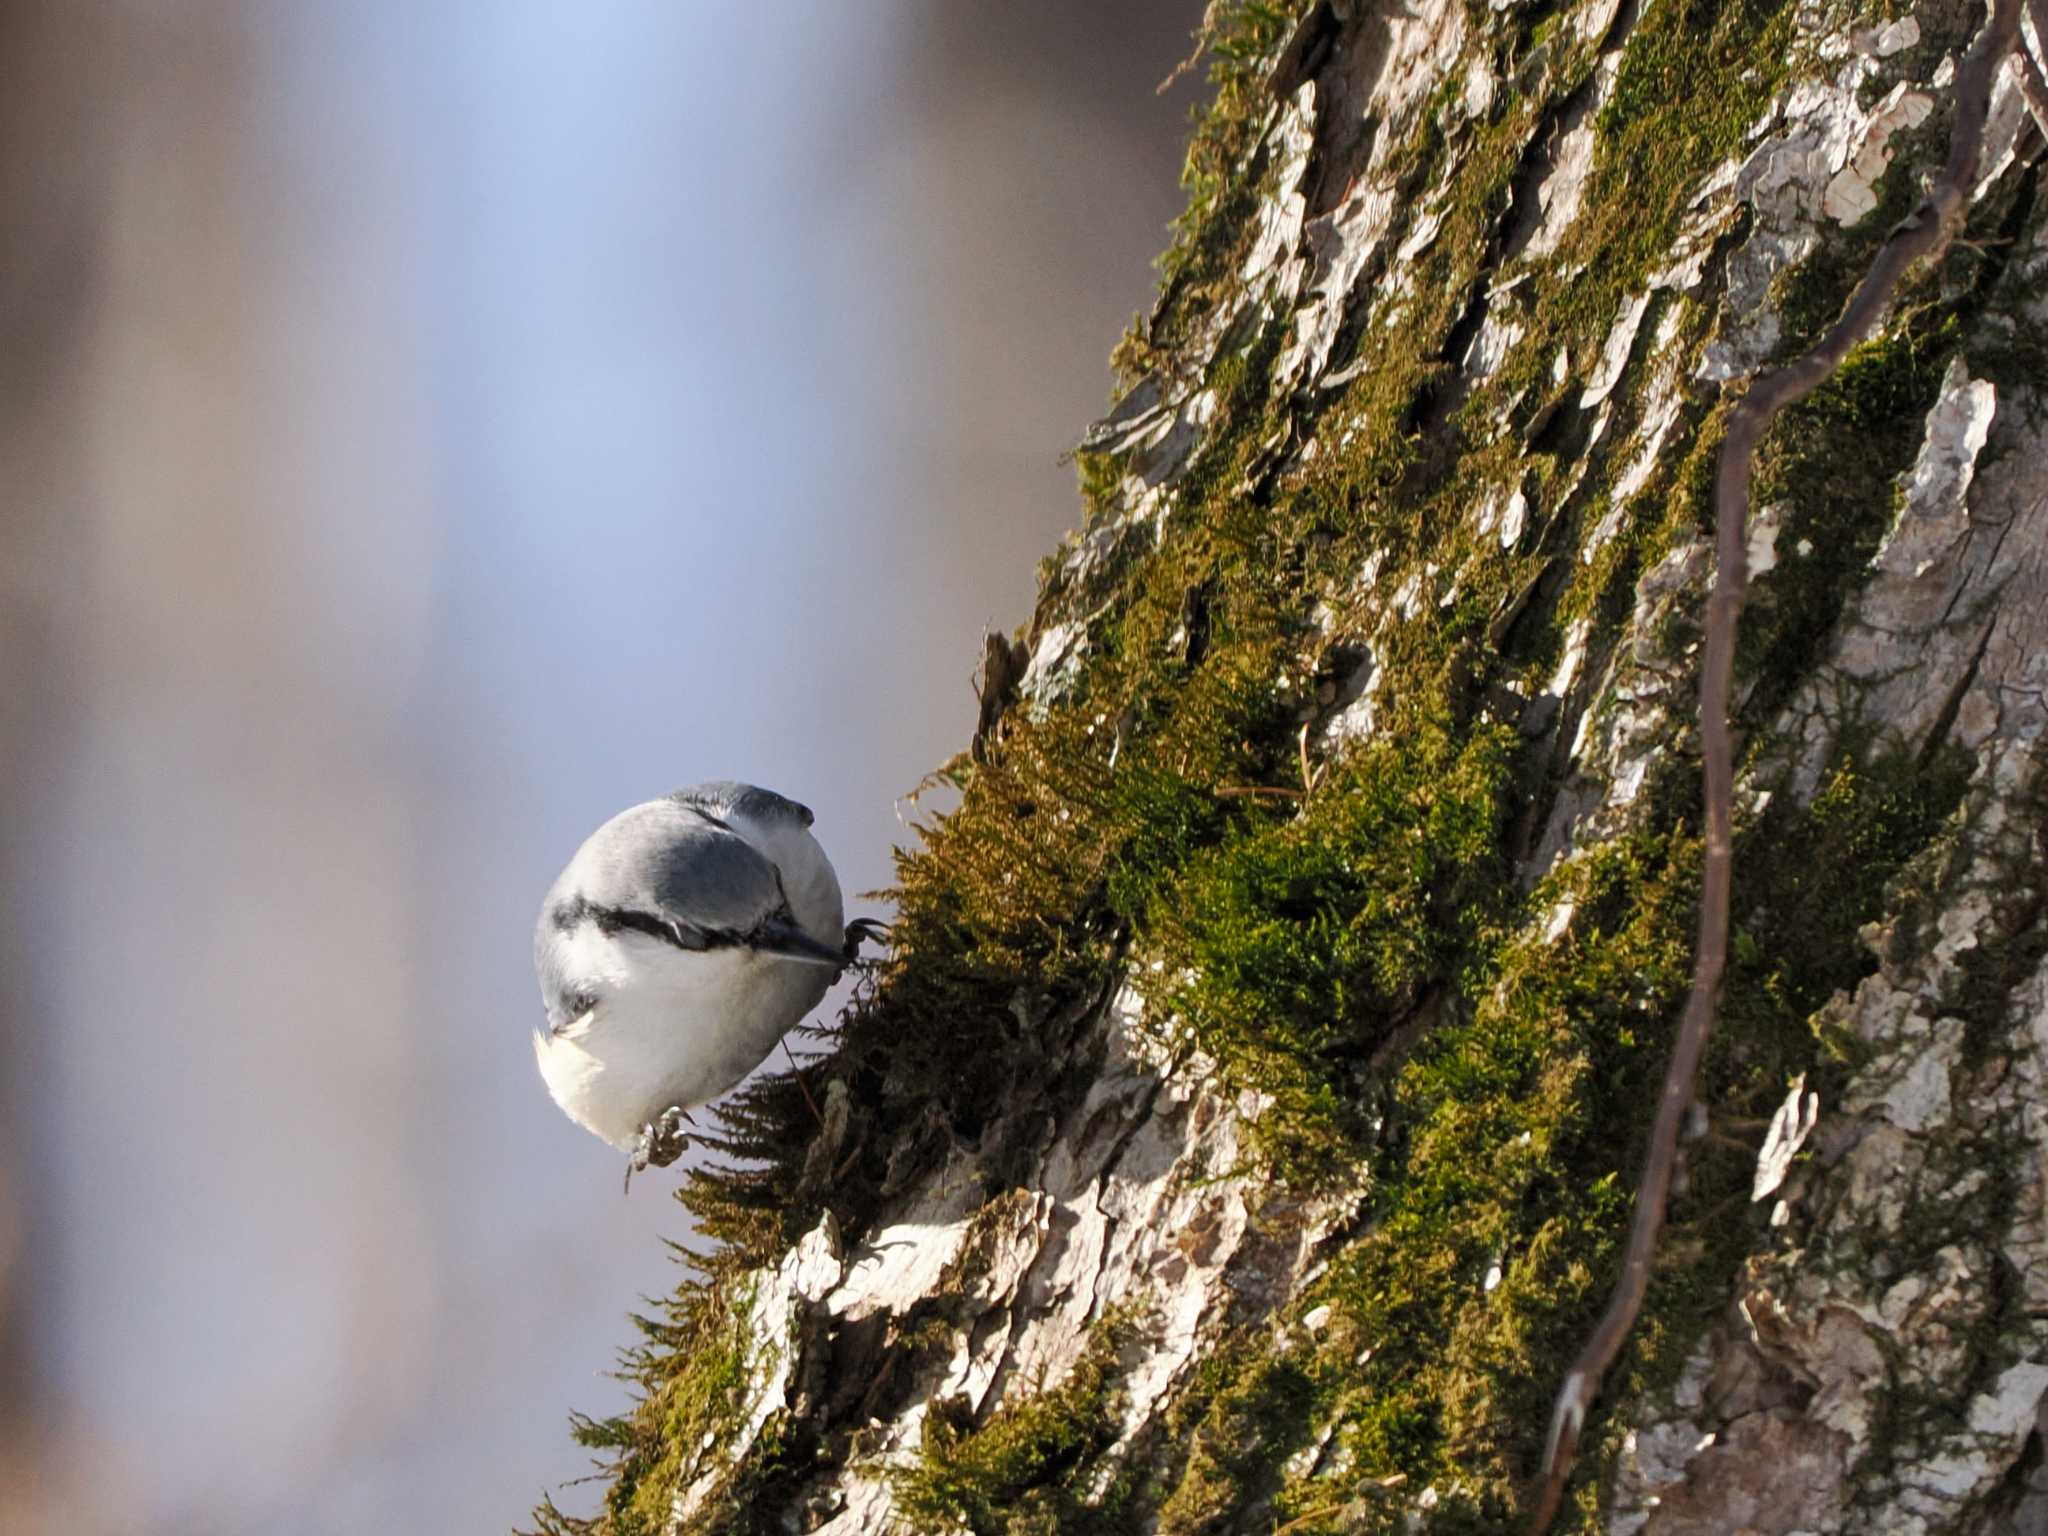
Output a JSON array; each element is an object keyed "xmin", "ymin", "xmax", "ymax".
[{"xmin": 533, "ymin": 932, "xmax": 834, "ymax": 1151}]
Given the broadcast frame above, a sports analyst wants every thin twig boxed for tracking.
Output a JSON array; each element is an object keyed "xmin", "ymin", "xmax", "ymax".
[
  {"xmin": 1270, "ymin": 1477, "xmax": 1407, "ymax": 1535},
  {"xmin": 783, "ymin": 1039, "xmax": 826, "ymax": 1129},
  {"xmin": 1156, "ymin": 1, "xmax": 1223, "ymax": 94},
  {"xmin": 1272, "ymin": 1506, "xmax": 1345, "ymax": 1536},
  {"xmin": 1524, "ymin": 2, "xmax": 2022, "ymax": 1527},
  {"xmin": 1299, "ymin": 720, "xmax": 1322, "ymax": 795}
]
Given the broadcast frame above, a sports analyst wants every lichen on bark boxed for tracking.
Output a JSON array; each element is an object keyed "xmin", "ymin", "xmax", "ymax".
[{"xmin": 525, "ymin": 2, "xmax": 2048, "ymax": 1532}]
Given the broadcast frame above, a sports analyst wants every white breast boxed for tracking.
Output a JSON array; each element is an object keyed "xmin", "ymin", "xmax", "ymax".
[
  {"xmin": 533, "ymin": 788, "xmax": 849, "ymax": 1155},
  {"xmin": 534, "ymin": 928, "xmax": 835, "ymax": 1151}
]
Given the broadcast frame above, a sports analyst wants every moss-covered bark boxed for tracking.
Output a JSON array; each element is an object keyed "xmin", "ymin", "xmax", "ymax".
[{"xmin": 527, "ymin": 3, "xmax": 2048, "ymax": 1532}]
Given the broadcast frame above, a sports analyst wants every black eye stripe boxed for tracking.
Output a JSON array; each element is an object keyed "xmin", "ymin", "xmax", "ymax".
[
  {"xmin": 554, "ymin": 892, "xmax": 839, "ymax": 967},
  {"xmin": 564, "ymin": 895, "xmax": 761, "ymax": 955}
]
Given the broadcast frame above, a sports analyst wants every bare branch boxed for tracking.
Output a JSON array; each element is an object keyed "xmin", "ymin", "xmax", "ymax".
[{"xmin": 1156, "ymin": 2, "xmax": 1226, "ymax": 95}]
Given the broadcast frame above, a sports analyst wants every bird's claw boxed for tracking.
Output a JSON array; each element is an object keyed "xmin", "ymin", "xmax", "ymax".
[
  {"xmin": 623, "ymin": 1106, "xmax": 695, "ymax": 1193},
  {"xmin": 843, "ymin": 917, "xmax": 891, "ymax": 964}
]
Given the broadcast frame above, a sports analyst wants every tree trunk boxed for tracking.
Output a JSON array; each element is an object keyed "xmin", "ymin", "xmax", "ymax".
[{"xmin": 530, "ymin": 2, "xmax": 2048, "ymax": 1531}]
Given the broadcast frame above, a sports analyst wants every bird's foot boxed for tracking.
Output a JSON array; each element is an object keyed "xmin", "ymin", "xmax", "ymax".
[
  {"xmin": 843, "ymin": 917, "xmax": 892, "ymax": 965},
  {"xmin": 623, "ymin": 1106, "xmax": 696, "ymax": 1193}
]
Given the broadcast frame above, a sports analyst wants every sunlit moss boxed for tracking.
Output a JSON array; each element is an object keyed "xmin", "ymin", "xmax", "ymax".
[
  {"xmin": 895, "ymin": 1310, "xmax": 1141, "ymax": 1536},
  {"xmin": 530, "ymin": 1280, "xmax": 779, "ymax": 1536},
  {"xmin": 1132, "ymin": 718, "xmax": 1518, "ymax": 1185},
  {"xmin": 1155, "ymin": 1343, "xmax": 1315, "ymax": 1535}
]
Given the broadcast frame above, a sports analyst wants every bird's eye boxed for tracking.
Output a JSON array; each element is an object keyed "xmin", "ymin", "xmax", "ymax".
[{"xmin": 563, "ymin": 990, "xmax": 598, "ymax": 1018}]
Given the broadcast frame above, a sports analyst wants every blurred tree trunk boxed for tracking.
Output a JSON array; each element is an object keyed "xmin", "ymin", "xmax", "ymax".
[{"xmin": 0, "ymin": 1, "xmax": 110, "ymax": 1528}]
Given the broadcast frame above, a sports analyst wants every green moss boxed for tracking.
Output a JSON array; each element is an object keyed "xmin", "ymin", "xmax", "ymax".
[
  {"xmin": 1117, "ymin": 2, "xmax": 1310, "ymax": 382},
  {"xmin": 895, "ymin": 1311, "xmax": 1140, "ymax": 1536},
  {"xmin": 1149, "ymin": 737, "xmax": 1972, "ymax": 1532},
  {"xmin": 1279, "ymin": 834, "xmax": 1696, "ymax": 1532},
  {"xmin": 1585, "ymin": 0, "xmax": 1793, "ymax": 282},
  {"xmin": 1736, "ymin": 320, "xmax": 1961, "ymax": 725},
  {"xmin": 1156, "ymin": 1345, "xmax": 1316, "ymax": 1535},
  {"xmin": 1725, "ymin": 744, "xmax": 1974, "ymax": 1090},
  {"xmin": 527, "ymin": 1280, "xmax": 781, "ymax": 1536},
  {"xmin": 1133, "ymin": 717, "xmax": 1518, "ymax": 1185},
  {"xmin": 1464, "ymin": 0, "xmax": 1797, "ymax": 433}
]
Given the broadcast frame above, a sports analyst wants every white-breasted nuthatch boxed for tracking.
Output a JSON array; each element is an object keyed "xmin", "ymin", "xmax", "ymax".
[{"xmin": 533, "ymin": 782, "xmax": 879, "ymax": 1183}]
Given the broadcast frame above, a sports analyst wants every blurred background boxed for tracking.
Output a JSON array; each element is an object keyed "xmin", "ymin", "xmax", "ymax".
[{"xmin": 0, "ymin": 2, "xmax": 1203, "ymax": 1530}]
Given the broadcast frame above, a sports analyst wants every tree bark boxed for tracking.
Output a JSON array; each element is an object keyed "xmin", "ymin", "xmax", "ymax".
[{"xmin": 532, "ymin": 2, "xmax": 2048, "ymax": 1532}]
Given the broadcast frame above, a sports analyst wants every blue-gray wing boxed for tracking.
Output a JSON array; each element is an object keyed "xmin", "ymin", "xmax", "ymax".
[{"xmin": 565, "ymin": 799, "xmax": 842, "ymax": 964}]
